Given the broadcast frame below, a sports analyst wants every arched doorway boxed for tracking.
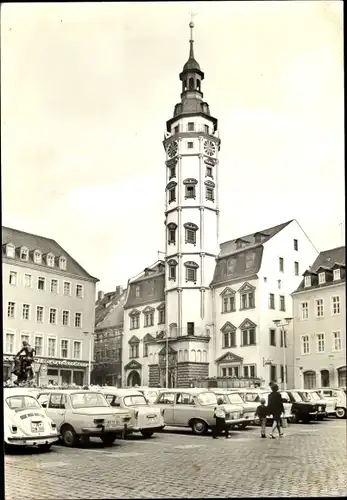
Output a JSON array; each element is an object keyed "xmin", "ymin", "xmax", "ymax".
[
  {"xmin": 127, "ymin": 370, "xmax": 141, "ymax": 387},
  {"xmin": 304, "ymin": 371, "xmax": 316, "ymax": 389},
  {"xmin": 321, "ymin": 369, "xmax": 330, "ymax": 387}
]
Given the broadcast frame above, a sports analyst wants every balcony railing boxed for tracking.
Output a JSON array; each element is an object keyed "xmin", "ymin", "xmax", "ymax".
[{"xmin": 156, "ymin": 326, "xmax": 211, "ymax": 340}]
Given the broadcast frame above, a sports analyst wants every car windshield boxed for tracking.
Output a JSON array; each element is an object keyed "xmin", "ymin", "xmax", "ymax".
[
  {"xmin": 226, "ymin": 393, "xmax": 244, "ymax": 405},
  {"xmin": 70, "ymin": 392, "xmax": 109, "ymax": 408},
  {"xmin": 291, "ymin": 392, "xmax": 303, "ymax": 402},
  {"xmin": 244, "ymin": 393, "xmax": 260, "ymax": 402},
  {"xmin": 197, "ymin": 392, "xmax": 217, "ymax": 406},
  {"xmin": 309, "ymin": 392, "xmax": 321, "ymax": 401},
  {"xmin": 123, "ymin": 395, "xmax": 148, "ymax": 406},
  {"xmin": 146, "ymin": 391, "xmax": 159, "ymax": 399},
  {"xmin": 6, "ymin": 395, "xmax": 41, "ymax": 411}
]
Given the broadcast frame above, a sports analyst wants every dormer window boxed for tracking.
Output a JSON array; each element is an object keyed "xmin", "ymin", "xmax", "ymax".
[
  {"xmin": 6, "ymin": 243, "xmax": 15, "ymax": 258},
  {"xmin": 59, "ymin": 256, "xmax": 67, "ymax": 270},
  {"xmin": 34, "ymin": 250, "xmax": 42, "ymax": 264},
  {"xmin": 135, "ymin": 286, "xmax": 141, "ymax": 298},
  {"xmin": 318, "ymin": 272, "xmax": 326, "ymax": 284},
  {"xmin": 47, "ymin": 253, "xmax": 55, "ymax": 267},
  {"xmin": 333, "ymin": 269, "xmax": 341, "ymax": 281},
  {"xmin": 304, "ymin": 276, "xmax": 311, "ymax": 287},
  {"xmin": 20, "ymin": 247, "xmax": 29, "ymax": 261}
]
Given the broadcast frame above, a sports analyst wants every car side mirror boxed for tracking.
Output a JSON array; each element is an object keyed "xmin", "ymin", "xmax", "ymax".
[{"xmin": 41, "ymin": 402, "xmax": 47, "ymax": 408}]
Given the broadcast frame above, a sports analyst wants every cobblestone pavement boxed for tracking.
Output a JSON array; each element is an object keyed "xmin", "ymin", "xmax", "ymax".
[{"xmin": 5, "ymin": 419, "xmax": 347, "ymax": 499}]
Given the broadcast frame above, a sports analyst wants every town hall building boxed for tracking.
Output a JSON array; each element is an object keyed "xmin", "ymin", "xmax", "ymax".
[{"xmin": 104, "ymin": 22, "xmax": 319, "ymax": 389}]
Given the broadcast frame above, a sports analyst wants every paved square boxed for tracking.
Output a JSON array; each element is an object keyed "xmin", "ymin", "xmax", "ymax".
[{"xmin": 5, "ymin": 419, "xmax": 347, "ymax": 498}]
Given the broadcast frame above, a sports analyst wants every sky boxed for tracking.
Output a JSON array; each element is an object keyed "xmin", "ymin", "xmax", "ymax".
[{"xmin": 1, "ymin": 1, "xmax": 344, "ymax": 293}]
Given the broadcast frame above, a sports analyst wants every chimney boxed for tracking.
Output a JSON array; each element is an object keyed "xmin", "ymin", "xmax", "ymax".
[
  {"xmin": 115, "ymin": 285, "xmax": 123, "ymax": 296},
  {"xmin": 98, "ymin": 291, "xmax": 104, "ymax": 301}
]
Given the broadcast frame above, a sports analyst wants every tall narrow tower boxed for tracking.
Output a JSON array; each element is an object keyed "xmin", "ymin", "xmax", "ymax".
[{"xmin": 163, "ymin": 20, "xmax": 220, "ymax": 373}]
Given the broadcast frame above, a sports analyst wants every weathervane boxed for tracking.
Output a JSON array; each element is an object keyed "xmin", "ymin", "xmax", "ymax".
[{"xmin": 189, "ymin": 11, "xmax": 197, "ymax": 40}]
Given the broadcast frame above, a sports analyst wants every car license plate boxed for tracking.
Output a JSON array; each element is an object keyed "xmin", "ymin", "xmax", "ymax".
[
  {"xmin": 107, "ymin": 420, "xmax": 116, "ymax": 427},
  {"xmin": 31, "ymin": 421, "xmax": 44, "ymax": 432}
]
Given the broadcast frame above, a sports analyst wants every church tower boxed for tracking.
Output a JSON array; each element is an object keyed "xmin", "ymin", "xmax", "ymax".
[{"xmin": 162, "ymin": 20, "xmax": 221, "ymax": 386}]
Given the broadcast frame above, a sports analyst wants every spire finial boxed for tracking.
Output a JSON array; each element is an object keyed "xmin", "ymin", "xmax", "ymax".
[{"xmin": 188, "ymin": 12, "xmax": 197, "ymax": 58}]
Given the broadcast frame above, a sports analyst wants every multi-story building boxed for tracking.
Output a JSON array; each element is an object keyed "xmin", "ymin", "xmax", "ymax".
[
  {"xmin": 210, "ymin": 220, "xmax": 318, "ymax": 388},
  {"xmin": 2, "ymin": 226, "xmax": 98, "ymax": 385},
  {"xmin": 92, "ymin": 286, "xmax": 125, "ymax": 386},
  {"xmin": 120, "ymin": 21, "xmax": 319, "ymax": 389},
  {"xmin": 292, "ymin": 246, "xmax": 346, "ymax": 389}
]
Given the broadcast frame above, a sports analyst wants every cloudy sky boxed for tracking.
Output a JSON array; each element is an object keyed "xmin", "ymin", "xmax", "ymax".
[{"xmin": 1, "ymin": 1, "xmax": 344, "ymax": 293}]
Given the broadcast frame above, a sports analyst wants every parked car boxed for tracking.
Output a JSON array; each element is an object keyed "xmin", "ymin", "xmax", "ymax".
[
  {"xmin": 4, "ymin": 388, "xmax": 60, "ymax": 452},
  {"xmin": 98, "ymin": 388, "xmax": 164, "ymax": 438},
  {"xmin": 233, "ymin": 388, "xmax": 294, "ymax": 422},
  {"xmin": 298, "ymin": 390, "xmax": 335, "ymax": 418},
  {"xmin": 282, "ymin": 390, "xmax": 325, "ymax": 423},
  {"xmin": 153, "ymin": 388, "xmax": 244, "ymax": 435},
  {"xmin": 36, "ymin": 389, "xmax": 132, "ymax": 447},
  {"xmin": 210, "ymin": 389, "xmax": 258, "ymax": 428},
  {"xmin": 316, "ymin": 388, "xmax": 347, "ymax": 419},
  {"xmin": 132, "ymin": 387, "xmax": 162, "ymax": 405}
]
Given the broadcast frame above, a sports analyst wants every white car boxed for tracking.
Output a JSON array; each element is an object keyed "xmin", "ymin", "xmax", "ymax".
[
  {"xmin": 212, "ymin": 389, "xmax": 259, "ymax": 427},
  {"xmin": 4, "ymin": 388, "xmax": 59, "ymax": 452},
  {"xmin": 316, "ymin": 388, "xmax": 347, "ymax": 419},
  {"xmin": 37, "ymin": 389, "xmax": 132, "ymax": 447},
  {"xmin": 98, "ymin": 388, "xmax": 165, "ymax": 438},
  {"xmin": 235, "ymin": 388, "xmax": 294, "ymax": 422}
]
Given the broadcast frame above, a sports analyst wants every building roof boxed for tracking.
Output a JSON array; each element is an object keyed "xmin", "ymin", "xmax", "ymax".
[
  {"xmin": 2, "ymin": 226, "xmax": 98, "ymax": 282},
  {"xmin": 125, "ymin": 261, "xmax": 165, "ymax": 309},
  {"xmin": 293, "ymin": 246, "xmax": 346, "ymax": 293},
  {"xmin": 95, "ymin": 288, "xmax": 127, "ymax": 329},
  {"xmin": 219, "ymin": 220, "xmax": 293, "ymax": 258}
]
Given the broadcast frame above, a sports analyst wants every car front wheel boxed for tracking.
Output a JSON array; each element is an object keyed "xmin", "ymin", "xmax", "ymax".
[
  {"xmin": 141, "ymin": 430, "xmax": 154, "ymax": 438},
  {"xmin": 101, "ymin": 434, "xmax": 116, "ymax": 446},
  {"xmin": 61, "ymin": 425, "xmax": 78, "ymax": 447},
  {"xmin": 191, "ymin": 419, "xmax": 208, "ymax": 435},
  {"xmin": 336, "ymin": 407, "xmax": 346, "ymax": 419}
]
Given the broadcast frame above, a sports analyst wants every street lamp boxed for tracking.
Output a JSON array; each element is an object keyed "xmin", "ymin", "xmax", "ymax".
[
  {"xmin": 273, "ymin": 317, "xmax": 293, "ymax": 391},
  {"xmin": 83, "ymin": 331, "xmax": 95, "ymax": 386}
]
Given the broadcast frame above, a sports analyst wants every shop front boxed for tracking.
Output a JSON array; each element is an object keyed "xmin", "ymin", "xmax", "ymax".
[{"xmin": 3, "ymin": 355, "xmax": 89, "ymax": 386}]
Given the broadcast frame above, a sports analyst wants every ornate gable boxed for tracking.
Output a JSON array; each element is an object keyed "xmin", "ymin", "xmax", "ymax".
[
  {"xmin": 157, "ymin": 302, "xmax": 165, "ymax": 310},
  {"xmin": 238, "ymin": 282, "xmax": 256, "ymax": 293},
  {"xmin": 143, "ymin": 333, "xmax": 155, "ymax": 343},
  {"xmin": 124, "ymin": 360, "xmax": 142, "ymax": 370},
  {"xmin": 220, "ymin": 287, "xmax": 236, "ymax": 297},
  {"xmin": 128, "ymin": 335, "xmax": 140, "ymax": 344},
  {"xmin": 239, "ymin": 318, "xmax": 257, "ymax": 330},
  {"xmin": 129, "ymin": 308, "xmax": 141, "ymax": 317},
  {"xmin": 216, "ymin": 351, "xmax": 244, "ymax": 364},
  {"xmin": 143, "ymin": 306, "xmax": 155, "ymax": 314},
  {"xmin": 220, "ymin": 321, "xmax": 237, "ymax": 333}
]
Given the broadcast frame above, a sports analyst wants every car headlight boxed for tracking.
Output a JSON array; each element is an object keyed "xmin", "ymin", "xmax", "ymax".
[{"xmin": 10, "ymin": 425, "xmax": 18, "ymax": 433}]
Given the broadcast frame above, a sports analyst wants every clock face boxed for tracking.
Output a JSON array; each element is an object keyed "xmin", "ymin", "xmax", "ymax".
[
  {"xmin": 167, "ymin": 141, "xmax": 178, "ymax": 158},
  {"xmin": 203, "ymin": 140, "xmax": 216, "ymax": 157}
]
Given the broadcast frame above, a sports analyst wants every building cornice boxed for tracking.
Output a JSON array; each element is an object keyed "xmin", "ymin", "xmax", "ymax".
[
  {"xmin": 124, "ymin": 298, "xmax": 165, "ymax": 310},
  {"xmin": 165, "ymin": 206, "xmax": 219, "ymax": 216},
  {"xmin": 211, "ymin": 274, "xmax": 259, "ymax": 289},
  {"xmin": 2, "ymin": 256, "xmax": 98, "ymax": 283},
  {"xmin": 291, "ymin": 281, "xmax": 346, "ymax": 296}
]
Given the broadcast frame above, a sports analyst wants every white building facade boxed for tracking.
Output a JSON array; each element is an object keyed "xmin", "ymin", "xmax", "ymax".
[{"xmin": 2, "ymin": 226, "xmax": 98, "ymax": 385}]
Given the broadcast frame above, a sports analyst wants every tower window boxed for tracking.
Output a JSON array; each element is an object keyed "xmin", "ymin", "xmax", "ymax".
[
  {"xmin": 187, "ymin": 322, "xmax": 195, "ymax": 335},
  {"xmin": 174, "ymin": 125, "xmax": 179, "ymax": 135},
  {"xmin": 206, "ymin": 166, "xmax": 213, "ymax": 178},
  {"xmin": 184, "ymin": 261, "xmax": 199, "ymax": 283},
  {"xmin": 189, "ymin": 77, "xmax": 194, "ymax": 90},
  {"xmin": 168, "ymin": 259, "xmax": 178, "ymax": 281},
  {"xmin": 169, "ymin": 188, "xmax": 176, "ymax": 203},
  {"xmin": 167, "ymin": 223, "xmax": 177, "ymax": 245},
  {"xmin": 206, "ymin": 187, "xmax": 214, "ymax": 201},
  {"xmin": 197, "ymin": 79, "xmax": 201, "ymax": 91},
  {"xmin": 188, "ymin": 122, "xmax": 195, "ymax": 131},
  {"xmin": 185, "ymin": 185, "xmax": 195, "ymax": 199},
  {"xmin": 187, "ymin": 142, "xmax": 194, "ymax": 149},
  {"xmin": 184, "ymin": 223, "xmax": 198, "ymax": 245},
  {"xmin": 204, "ymin": 124, "xmax": 209, "ymax": 134},
  {"xmin": 169, "ymin": 166, "xmax": 176, "ymax": 179}
]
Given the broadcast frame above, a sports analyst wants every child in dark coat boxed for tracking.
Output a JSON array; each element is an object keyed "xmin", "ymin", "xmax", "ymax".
[{"xmin": 255, "ymin": 398, "xmax": 268, "ymax": 438}]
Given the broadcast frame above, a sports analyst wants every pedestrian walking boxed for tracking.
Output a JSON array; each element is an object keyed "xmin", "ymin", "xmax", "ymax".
[
  {"xmin": 267, "ymin": 383, "xmax": 285, "ymax": 438},
  {"xmin": 255, "ymin": 398, "xmax": 268, "ymax": 438},
  {"xmin": 212, "ymin": 397, "xmax": 229, "ymax": 439}
]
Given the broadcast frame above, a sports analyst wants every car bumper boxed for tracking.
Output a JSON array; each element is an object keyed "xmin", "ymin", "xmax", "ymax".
[
  {"xmin": 133, "ymin": 425, "xmax": 165, "ymax": 432},
  {"xmin": 7, "ymin": 433, "xmax": 60, "ymax": 445},
  {"xmin": 81, "ymin": 423, "xmax": 131, "ymax": 435},
  {"xmin": 226, "ymin": 417, "xmax": 246, "ymax": 425}
]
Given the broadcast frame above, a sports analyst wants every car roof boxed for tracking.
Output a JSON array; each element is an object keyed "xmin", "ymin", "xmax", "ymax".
[
  {"xmin": 158, "ymin": 388, "xmax": 211, "ymax": 394},
  {"xmin": 3, "ymin": 388, "xmax": 39, "ymax": 397},
  {"xmin": 98, "ymin": 388, "xmax": 143, "ymax": 396},
  {"xmin": 38, "ymin": 389, "xmax": 100, "ymax": 394}
]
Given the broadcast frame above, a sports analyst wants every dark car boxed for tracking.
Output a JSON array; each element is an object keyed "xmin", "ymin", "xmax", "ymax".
[
  {"xmin": 283, "ymin": 390, "xmax": 326, "ymax": 423},
  {"xmin": 297, "ymin": 390, "xmax": 329, "ymax": 420}
]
